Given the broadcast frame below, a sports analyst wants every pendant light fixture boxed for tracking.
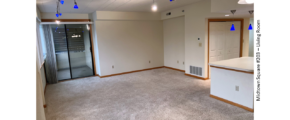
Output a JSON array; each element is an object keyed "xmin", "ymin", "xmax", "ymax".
[
  {"xmin": 238, "ymin": 0, "xmax": 254, "ymax": 4},
  {"xmin": 151, "ymin": 0, "xmax": 157, "ymax": 12},
  {"xmin": 56, "ymin": 1, "xmax": 61, "ymax": 17},
  {"xmin": 248, "ymin": 10, "xmax": 254, "ymax": 30},
  {"xmin": 230, "ymin": 10, "xmax": 236, "ymax": 31},
  {"xmin": 74, "ymin": 0, "xmax": 79, "ymax": 9},
  {"xmin": 60, "ymin": 0, "xmax": 64, "ymax": 5}
]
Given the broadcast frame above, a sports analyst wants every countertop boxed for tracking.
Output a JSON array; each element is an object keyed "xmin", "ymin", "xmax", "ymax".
[{"xmin": 209, "ymin": 57, "xmax": 254, "ymax": 72}]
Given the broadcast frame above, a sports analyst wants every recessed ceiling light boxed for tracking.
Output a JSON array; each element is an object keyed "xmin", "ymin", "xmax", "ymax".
[
  {"xmin": 245, "ymin": 0, "xmax": 254, "ymax": 4},
  {"xmin": 152, "ymin": 5, "xmax": 157, "ymax": 11},
  {"xmin": 225, "ymin": 15, "xmax": 230, "ymax": 16}
]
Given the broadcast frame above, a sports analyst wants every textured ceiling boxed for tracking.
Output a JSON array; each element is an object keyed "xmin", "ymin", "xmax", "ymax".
[{"xmin": 37, "ymin": 0, "xmax": 202, "ymax": 13}]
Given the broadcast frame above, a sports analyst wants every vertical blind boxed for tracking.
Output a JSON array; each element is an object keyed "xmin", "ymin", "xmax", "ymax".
[{"xmin": 52, "ymin": 28, "xmax": 85, "ymax": 53}]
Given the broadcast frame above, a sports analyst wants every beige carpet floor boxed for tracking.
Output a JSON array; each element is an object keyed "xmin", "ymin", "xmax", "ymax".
[{"xmin": 44, "ymin": 68, "xmax": 253, "ymax": 120}]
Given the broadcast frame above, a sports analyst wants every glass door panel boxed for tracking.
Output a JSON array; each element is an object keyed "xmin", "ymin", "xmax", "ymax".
[
  {"xmin": 65, "ymin": 24, "xmax": 94, "ymax": 78},
  {"xmin": 51, "ymin": 24, "xmax": 72, "ymax": 80}
]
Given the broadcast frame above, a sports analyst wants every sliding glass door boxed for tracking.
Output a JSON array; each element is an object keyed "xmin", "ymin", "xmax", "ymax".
[
  {"xmin": 51, "ymin": 24, "xmax": 94, "ymax": 80},
  {"xmin": 66, "ymin": 24, "xmax": 94, "ymax": 78}
]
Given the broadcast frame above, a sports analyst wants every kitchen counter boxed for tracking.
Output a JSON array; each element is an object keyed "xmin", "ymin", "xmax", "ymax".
[
  {"xmin": 209, "ymin": 57, "xmax": 253, "ymax": 72},
  {"xmin": 209, "ymin": 57, "xmax": 254, "ymax": 112}
]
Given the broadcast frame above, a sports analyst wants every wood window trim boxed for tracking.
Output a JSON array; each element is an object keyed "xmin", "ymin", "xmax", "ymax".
[
  {"xmin": 41, "ymin": 19, "xmax": 91, "ymax": 22},
  {"xmin": 207, "ymin": 18, "xmax": 244, "ymax": 79},
  {"xmin": 89, "ymin": 24, "xmax": 97, "ymax": 76}
]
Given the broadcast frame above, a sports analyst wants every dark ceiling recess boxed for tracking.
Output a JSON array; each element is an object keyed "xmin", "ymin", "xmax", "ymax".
[
  {"xmin": 166, "ymin": 12, "xmax": 171, "ymax": 16},
  {"xmin": 182, "ymin": 10, "xmax": 185, "ymax": 12}
]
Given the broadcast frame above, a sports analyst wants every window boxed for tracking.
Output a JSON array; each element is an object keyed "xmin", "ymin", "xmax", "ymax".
[{"xmin": 51, "ymin": 25, "xmax": 85, "ymax": 53}]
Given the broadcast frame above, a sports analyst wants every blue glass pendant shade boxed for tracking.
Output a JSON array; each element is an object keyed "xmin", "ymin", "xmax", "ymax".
[
  {"xmin": 60, "ymin": 0, "xmax": 64, "ymax": 4},
  {"xmin": 59, "ymin": 13, "xmax": 62, "ymax": 16},
  {"xmin": 74, "ymin": 4, "xmax": 78, "ymax": 9},
  {"xmin": 56, "ymin": 14, "xmax": 59, "ymax": 17},
  {"xmin": 230, "ymin": 24, "xmax": 235, "ymax": 31},
  {"xmin": 248, "ymin": 24, "xmax": 253, "ymax": 30}
]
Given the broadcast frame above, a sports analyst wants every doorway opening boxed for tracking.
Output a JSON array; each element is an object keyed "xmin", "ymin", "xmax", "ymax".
[{"xmin": 207, "ymin": 19, "xmax": 244, "ymax": 78}]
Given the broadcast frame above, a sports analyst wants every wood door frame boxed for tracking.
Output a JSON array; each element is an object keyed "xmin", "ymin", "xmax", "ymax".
[
  {"xmin": 207, "ymin": 19, "xmax": 244, "ymax": 79},
  {"xmin": 41, "ymin": 19, "xmax": 98, "ymax": 76}
]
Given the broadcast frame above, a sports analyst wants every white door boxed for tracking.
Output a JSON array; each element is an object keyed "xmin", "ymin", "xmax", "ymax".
[{"xmin": 209, "ymin": 21, "xmax": 241, "ymax": 63}]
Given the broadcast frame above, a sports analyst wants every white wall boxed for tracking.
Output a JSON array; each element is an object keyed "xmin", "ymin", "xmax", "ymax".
[
  {"xmin": 161, "ymin": 0, "xmax": 252, "ymax": 78},
  {"xmin": 89, "ymin": 12, "xmax": 100, "ymax": 75},
  {"xmin": 36, "ymin": 50, "xmax": 46, "ymax": 120},
  {"xmin": 243, "ymin": 18, "xmax": 250, "ymax": 57},
  {"xmin": 37, "ymin": 7, "xmax": 42, "ymax": 20},
  {"xmin": 96, "ymin": 11, "xmax": 161, "ymax": 20},
  {"xmin": 163, "ymin": 16, "xmax": 185, "ymax": 70},
  {"xmin": 210, "ymin": 67, "xmax": 254, "ymax": 109},
  {"xmin": 210, "ymin": 0, "xmax": 254, "ymax": 16},
  {"xmin": 95, "ymin": 20, "xmax": 164, "ymax": 76},
  {"xmin": 41, "ymin": 13, "xmax": 89, "ymax": 19},
  {"xmin": 40, "ymin": 67, "xmax": 46, "ymax": 91}
]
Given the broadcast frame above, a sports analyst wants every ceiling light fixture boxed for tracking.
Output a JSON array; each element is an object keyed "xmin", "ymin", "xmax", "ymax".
[
  {"xmin": 230, "ymin": 10, "xmax": 236, "ymax": 31},
  {"xmin": 225, "ymin": 15, "xmax": 229, "ymax": 16},
  {"xmin": 60, "ymin": 0, "xmax": 64, "ymax": 5},
  {"xmin": 56, "ymin": 1, "xmax": 62, "ymax": 17},
  {"xmin": 151, "ymin": 0, "xmax": 157, "ymax": 12},
  {"xmin": 86, "ymin": 24, "xmax": 90, "ymax": 30},
  {"xmin": 74, "ymin": 0, "xmax": 78, "ymax": 9},
  {"xmin": 248, "ymin": 10, "xmax": 254, "ymax": 30},
  {"xmin": 238, "ymin": 0, "xmax": 254, "ymax": 4},
  {"xmin": 245, "ymin": 0, "xmax": 254, "ymax": 4}
]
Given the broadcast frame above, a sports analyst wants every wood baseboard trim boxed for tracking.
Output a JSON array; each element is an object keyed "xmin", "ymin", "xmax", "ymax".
[
  {"xmin": 43, "ymin": 104, "xmax": 47, "ymax": 108},
  {"xmin": 164, "ymin": 66, "xmax": 185, "ymax": 72},
  {"xmin": 210, "ymin": 94, "xmax": 254, "ymax": 112},
  {"xmin": 100, "ymin": 66, "xmax": 164, "ymax": 78},
  {"xmin": 184, "ymin": 73, "xmax": 209, "ymax": 80},
  {"xmin": 95, "ymin": 74, "xmax": 99, "ymax": 76}
]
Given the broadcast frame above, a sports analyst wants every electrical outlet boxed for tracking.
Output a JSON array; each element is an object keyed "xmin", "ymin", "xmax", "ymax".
[
  {"xmin": 235, "ymin": 86, "xmax": 239, "ymax": 91},
  {"xmin": 199, "ymin": 43, "xmax": 202, "ymax": 47},
  {"xmin": 112, "ymin": 65, "xmax": 114, "ymax": 69},
  {"xmin": 149, "ymin": 61, "xmax": 151, "ymax": 63}
]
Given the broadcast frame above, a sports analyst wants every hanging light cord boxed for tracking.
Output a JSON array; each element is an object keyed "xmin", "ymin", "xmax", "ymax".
[
  {"xmin": 56, "ymin": 1, "xmax": 59, "ymax": 15},
  {"xmin": 231, "ymin": 10, "xmax": 236, "ymax": 21}
]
